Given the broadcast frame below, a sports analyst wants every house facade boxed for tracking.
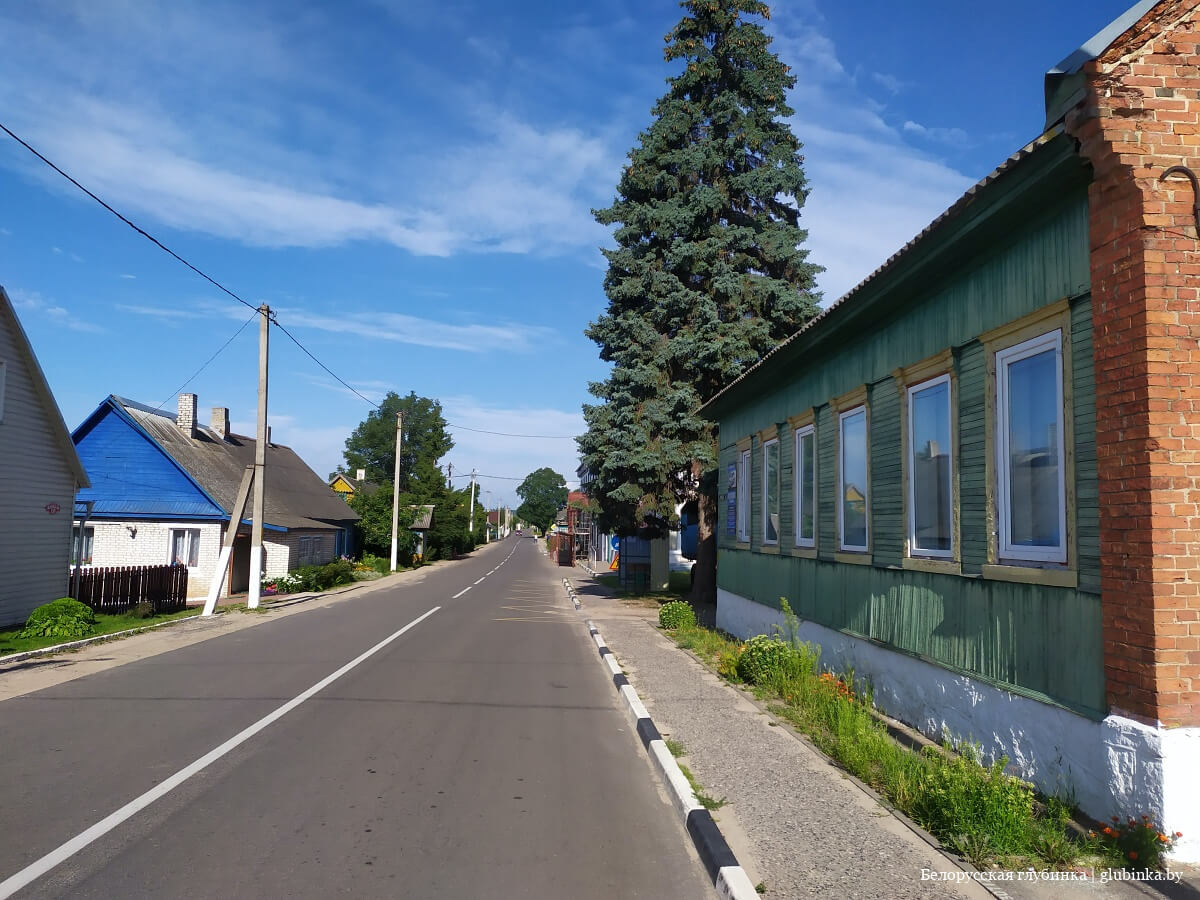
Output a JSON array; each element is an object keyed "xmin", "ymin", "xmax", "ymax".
[
  {"xmin": 703, "ymin": 1, "xmax": 1200, "ymax": 859},
  {"xmin": 72, "ymin": 394, "xmax": 358, "ymax": 598},
  {"xmin": 0, "ymin": 286, "xmax": 90, "ymax": 627}
]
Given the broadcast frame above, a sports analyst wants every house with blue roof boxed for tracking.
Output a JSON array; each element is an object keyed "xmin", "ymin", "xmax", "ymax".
[{"xmin": 72, "ymin": 393, "xmax": 358, "ymax": 598}]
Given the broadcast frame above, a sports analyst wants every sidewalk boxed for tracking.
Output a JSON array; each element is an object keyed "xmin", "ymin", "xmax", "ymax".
[{"xmin": 567, "ymin": 569, "xmax": 1200, "ymax": 900}]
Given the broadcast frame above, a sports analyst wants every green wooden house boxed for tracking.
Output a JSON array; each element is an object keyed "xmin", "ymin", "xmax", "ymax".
[{"xmin": 702, "ymin": 0, "xmax": 1200, "ymax": 859}]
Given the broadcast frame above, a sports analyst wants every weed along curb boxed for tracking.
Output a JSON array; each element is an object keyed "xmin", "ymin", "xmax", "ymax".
[{"xmin": 579, "ymin": 612, "xmax": 758, "ymax": 899}]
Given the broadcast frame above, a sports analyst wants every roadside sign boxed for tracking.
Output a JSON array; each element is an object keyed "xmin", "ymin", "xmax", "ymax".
[
  {"xmin": 610, "ymin": 535, "xmax": 620, "ymax": 551},
  {"xmin": 609, "ymin": 553, "xmax": 619, "ymax": 571}
]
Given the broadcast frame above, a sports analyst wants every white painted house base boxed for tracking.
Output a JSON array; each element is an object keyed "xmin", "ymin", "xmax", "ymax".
[{"xmin": 717, "ymin": 587, "xmax": 1200, "ymax": 861}]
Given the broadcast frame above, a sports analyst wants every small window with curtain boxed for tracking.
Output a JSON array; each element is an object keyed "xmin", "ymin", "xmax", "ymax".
[
  {"xmin": 169, "ymin": 528, "xmax": 200, "ymax": 567},
  {"xmin": 838, "ymin": 407, "xmax": 869, "ymax": 552}
]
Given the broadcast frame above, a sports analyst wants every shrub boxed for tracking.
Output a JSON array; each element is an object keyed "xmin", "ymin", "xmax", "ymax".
[
  {"xmin": 1093, "ymin": 816, "xmax": 1181, "ymax": 871},
  {"xmin": 19, "ymin": 598, "xmax": 98, "ymax": 640},
  {"xmin": 736, "ymin": 634, "xmax": 799, "ymax": 685},
  {"xmin": 129, "ymin": 601, "xmax": 155, "ymax": 619},
  {"xmin": 659, "ymin": 600, "xmax": 695, "ymax": 630}
]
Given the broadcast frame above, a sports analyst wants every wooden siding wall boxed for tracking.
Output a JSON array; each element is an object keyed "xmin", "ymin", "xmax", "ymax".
[
  {"xmin": 717, "ymin": 188, "xmax": 1104, "ymax": 718},
  {"xmin": 0, "ymin": 320, "xmax": 77, "ymax": 627}
]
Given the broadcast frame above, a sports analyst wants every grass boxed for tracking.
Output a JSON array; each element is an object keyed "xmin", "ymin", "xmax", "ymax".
[
  {"xmin": 677, "ymin": 761, "xmax": 726, "ymax": 811},
  {"xmin": 658, "ymin": 609, "xmax": 1150, "ymax": 872},
  {"xmin": 0, "ymin": 607, "xmax": 201, "ymax": 657},
  {"xmin": 665, "ymin": 738, "xmax": 687, "ymax": 758}
]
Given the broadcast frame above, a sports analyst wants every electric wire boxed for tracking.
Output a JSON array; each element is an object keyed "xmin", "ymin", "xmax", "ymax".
[
  {"xmin": 1, "ymin": 121, "xmax": 577, "ymax": 441},
  {"xmin": 154, "ymin": 310, "xmax": 260, "ymax": 411}
]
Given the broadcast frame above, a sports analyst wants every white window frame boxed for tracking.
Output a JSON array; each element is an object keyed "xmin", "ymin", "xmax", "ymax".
[
  {"xmin": 761, "ymin": 437, "xmax": 780, "ymax": 546},
  {"xmin": 838, "ymin": 406, "xmax": 869, "ymax": 553},
  {"xmin": 737, "ymin": 449, "xmax": 751, "ymax": 543},
  {"xmin": 906, "ymin": 374, "xmax": 954, "ymax": 560},
  {"xmin": 72, "ymin": 525, "xmax": 94, "ymax": 566},
  {"xmin": 995, "ymin": 330, "xmax": 1067, "ymax": 564},
  {"xmin": 794, "ymin": 424, "xmax": 816, "ymax": 548},
  {"xmin": 168, "ymin": 528, "xmax": 201, "ymax": 568}
]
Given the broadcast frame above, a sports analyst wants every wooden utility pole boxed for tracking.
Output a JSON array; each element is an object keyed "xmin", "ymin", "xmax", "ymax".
[
  {"xmin": 390, "ymin": 411, "xmax": 403, "ymax": 572},
  {"xmin": 247, "ymin": 304, "xmax": 270, "ymax": 610}
]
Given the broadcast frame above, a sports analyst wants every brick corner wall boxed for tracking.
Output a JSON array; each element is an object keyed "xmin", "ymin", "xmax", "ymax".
[{"xmin": 1066, "ymin": 0, "xmax": 1200, "ymax": 727}]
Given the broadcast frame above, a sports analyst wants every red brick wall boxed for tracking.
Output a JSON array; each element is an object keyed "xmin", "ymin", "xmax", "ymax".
[{"xmin": 1066, "ymin": 0, "xmax": 1200, "ymax": 727}]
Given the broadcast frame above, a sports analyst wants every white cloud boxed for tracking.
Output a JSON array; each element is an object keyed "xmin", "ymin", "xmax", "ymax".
[
  {"xmin": 119, "ymin": 273, "xmax": 136, "ymax": 279},
  {"xmin": 10, "ymin": 287, "xmax": 104, "ymax": 333},
  {"xmin": 902, "ymin": 120, "xmax": 971, "ymax": 147},
  {"xmin": 281, "ymin": 306, "xmax": 560, "ymax": 354}
]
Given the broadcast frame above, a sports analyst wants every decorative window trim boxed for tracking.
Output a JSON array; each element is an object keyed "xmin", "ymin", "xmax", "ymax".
[
  {"xmin": 761, "ymin": 436, "xmax": 780, "ymax": 546},
  {"xmin": 837, "ymin": 404, "xmax": 870, "ymax": 553},
  {"xmin": 793, "ymin": 422, "xmax": 816, "ymax": 549},
  {"xmin": 903, "ymin": 371, "xmax": 957, "ymax": 561},
  {"xmin": 831, "ymin": 384, "xmax": 868, "ymax": 414},
  {"xmin": 982, "ymin": 299, "xmax": 1076, "ymax": 576}
]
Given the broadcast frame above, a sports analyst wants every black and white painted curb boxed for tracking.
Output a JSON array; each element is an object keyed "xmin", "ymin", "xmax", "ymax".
[
  {"xmin": 582, "ymin": 613, "xmax": 758, "ymax": 900},
  {"xmin": 561, "ymin": 577, "xmax": 581, "ymax": 610}
]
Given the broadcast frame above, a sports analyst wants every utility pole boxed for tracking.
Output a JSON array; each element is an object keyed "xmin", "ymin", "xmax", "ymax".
[
  {"xmin": 390, "ymin": 411, "xmax": 403, "ymax": 572},
  {"xmin": 247, "ymin": 304, "xmax": 270, "ymax": 610},
  {"xmin": 468, "ymin": 469, "xmax": 477, "ymax": 535},
  {"xmin": 447, "ymin": 462, "xmax": 453, "ymax": 489},
  {"xmin": 484, "ymin": 490, "xmax": 491, "ymax": 542}
]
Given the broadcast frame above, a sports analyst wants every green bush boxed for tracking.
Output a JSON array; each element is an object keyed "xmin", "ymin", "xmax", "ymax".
[
  {"xmin": 129, "ymin": 601, "xmax": 155, "ymax": 619},
  {"xmin": 658, "ymin": 600, "xmax": 695, "ymax": 630},
  {"xmin": 19, "ymin": 598, "xmax": 97, "ymax": 640},
  {"xmin": 736, "ymin": 634, "xmax": 799, "ymax": 685},
  {"xmin": 270, "ymin": 559, "xmax": 357, "ymax": 594}
]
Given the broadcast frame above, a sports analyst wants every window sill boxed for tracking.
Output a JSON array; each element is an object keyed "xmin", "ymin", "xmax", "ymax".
[
  {"xmin": 902, "ymin": 557, "xmax": 961, "ymax": 575},
  {"xmin": 734, "ymin": 540, "xmax": 751, "ymax": 550},
  {"xmin": 835, "ymin": 551, "xmax": 872, "ymax": 566},
  {"xmin": 790, "ymin": 545, "xmax": 818, "ymax": 559},
  {"xmin": 981, "ymin": 564, "xmax": 1077, "ymax": 588},
  {"xmin": 759, "ymin": 544, "xmax": 780, "ymax": 555}
]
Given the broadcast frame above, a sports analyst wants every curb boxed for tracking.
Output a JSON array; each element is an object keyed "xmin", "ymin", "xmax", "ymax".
[
  {"xmin": 0, "ymin": 612, "xmax": 212, "ymax": 666},
  {"xmin": 580, "ymin": 610, "xmax": 758, "ymax": 900},
  {"xmin": 561, "ymin": 577, "xmax": 581, "ymax": 610}
]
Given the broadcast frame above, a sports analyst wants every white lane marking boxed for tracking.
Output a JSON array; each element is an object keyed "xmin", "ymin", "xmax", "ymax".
[
  {"xmin": 473, "ymin": 578, "xmax": 485, "ymax": 585},
  {"xmin": 452, "ymin": 586, "xmax": 472, "ymax": 599},
  {"xmin": 0, "ymin": 605, "xmax": 441, "ymax": 900}
]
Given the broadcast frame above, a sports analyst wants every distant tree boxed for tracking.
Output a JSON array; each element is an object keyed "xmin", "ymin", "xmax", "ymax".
[
  {"xmin": 516, "ymin": 468, "xmax": 568, "ymax": 533},
  {"xmin": 341, "ymin": 392, "xmax": 452, "ymax": 502},
  {"xmin": 579, "ymin": 0, "xmax": 822, "ymax": 605}
]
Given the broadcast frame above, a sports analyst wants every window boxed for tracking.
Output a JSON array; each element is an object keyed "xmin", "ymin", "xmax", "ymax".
[
  {"xmin": 71, "ymin": 525, "xmax": 94, "ymax": 566},
  {"xmin": 996, "ymin": 331, "xmax": 1066, "ymax": 563},
  {"xmin": 907, "ymin": 376, "xmax": 953, "ymax": 557},
  {"xmin": 737, "ymin": 449, "xmax": 751, "ymax": 542},
  {"xmin": 794, "ymin": 425, "xmax": 816, "ymax": 547},
  {"xmin": 762, "ymin": 437, "xmax": 780, "ymax": 545},
  {"xmin": 838, "ymin": 407, "xmax": 869, "ymax": 551},
  {"xmin": 169, "ymin": 528, "xmax": 201, "ymax": 567},
  {"xmin": 298, "ymin": 535, "xmax": 322, "ymax": 566}
]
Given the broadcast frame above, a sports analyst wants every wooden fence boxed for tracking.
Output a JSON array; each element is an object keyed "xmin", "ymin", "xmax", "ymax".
[{"xmin": 69, "ymin": 564, "xmax": 189, "ymax": 614}]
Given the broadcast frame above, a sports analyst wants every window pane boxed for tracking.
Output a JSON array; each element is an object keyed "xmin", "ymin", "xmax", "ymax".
[
  {"xmin": 764, "ymin": 441, "xmax": 779, "ymax": 543},
  {"xmin": 841, "ymin": 410, "xmax": 868, "ymax": 548},
  {"xmin": 797, "ymin": 431, "xmax": 815, "ymax": 542},
  {"xmin": 910, "ymin": 381, "xmax": 952, "ymax": 553},
  {"xmin": 1006, "ymin": 348, "xmax": 1061, "ymax": 548}
]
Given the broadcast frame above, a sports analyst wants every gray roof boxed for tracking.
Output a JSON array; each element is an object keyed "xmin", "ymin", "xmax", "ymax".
[
  {"xmin": 117, "ymin": 396, "xmax": 358, "ymax": 531},
  {"xmin": 409, "ymin": 504, "xmax": 434, "ymax": 530}
]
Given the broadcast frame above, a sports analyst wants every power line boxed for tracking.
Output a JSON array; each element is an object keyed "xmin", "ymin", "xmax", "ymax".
[
  {"xmin": 0, "ymin": 121, "xmax": 579, "ymax": 442},
  {"xmin": 0, "ymin": 120, "xmax": 261, "ymax": 316},
  {"xmin": 155, "ymin": 310, "xmax": 259, "ymax": 411}
]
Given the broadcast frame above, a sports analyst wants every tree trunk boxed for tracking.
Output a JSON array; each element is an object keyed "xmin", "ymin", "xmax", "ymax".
[{"xmin": 689, "ymin": 486, "xmax": 718, "ymax": 610}]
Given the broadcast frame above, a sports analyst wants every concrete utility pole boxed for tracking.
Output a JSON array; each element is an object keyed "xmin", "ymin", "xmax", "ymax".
[
  {"xmin": 468, "ymin": 469, "xmax": 477, "ymax": 535},
  {"xmin": 247, "ymin": 304, "xmax": 270, "ymax": 610},
  {"xmin": 390, "ymin": 411, "xmax": 403, "ymax": 572},
  {"xmin": 447, "ymin": 462, "xmax": 453, "ymax": 489},
  {"xmin": 484, "ymin": 490, "xmax": 491, "ymax": 542}
]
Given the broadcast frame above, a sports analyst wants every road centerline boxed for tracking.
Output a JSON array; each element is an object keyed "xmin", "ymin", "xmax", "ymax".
[{"xmin": 0, "ymin": 605, "xmax": 442, "ymax": 900}]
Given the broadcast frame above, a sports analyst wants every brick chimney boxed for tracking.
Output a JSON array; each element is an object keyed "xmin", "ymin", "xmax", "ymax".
[
  {"xmin": 177, "ymin": 394, "xmax": 197, "ymax": 438},
  {"xmin": 211, "ymin": 407, "xmax": 229, "ymax": 440}
]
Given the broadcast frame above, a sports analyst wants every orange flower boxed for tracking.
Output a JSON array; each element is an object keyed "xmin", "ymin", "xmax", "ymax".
[
  {"xmin": 1102, "ymin": 826, "xmax": 1114, "ymax": 836},
  {"xmin": 1176, "ymin": 831, "xmax": 1184, "ymax": 838},
  {"xmin": 1128, "ymin": 851, "xmax": 1138, "ymax": 860},
  {"xmin": 1159, "ymin": 834, "xmax": 1169, "ymax": 843}
]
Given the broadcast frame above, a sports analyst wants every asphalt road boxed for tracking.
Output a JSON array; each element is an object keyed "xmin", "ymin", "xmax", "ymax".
[{"xmin": 0, "ymin": 535, "xmax": 711, "ymax": 898}]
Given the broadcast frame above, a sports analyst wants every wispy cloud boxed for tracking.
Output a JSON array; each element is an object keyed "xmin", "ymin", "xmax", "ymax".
[
  {"xmin": 119, "ymin": 273, "xmax": 136, "ymax": 279},
  {"xmin": 282, "ymin": 307, "xmax": 559, "ymax": 353},
  {"xmin": 10, "ymin": 287, "xmax": 104, "ymax": 333},
  {"xmin": 903, "ymin": 120, "xmax": 971, "ymax": 148}
]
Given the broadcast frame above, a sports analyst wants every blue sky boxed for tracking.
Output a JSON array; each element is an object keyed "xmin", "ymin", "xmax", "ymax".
[{"xmin": 0, "ymin": 0, "xmax": 1134, "ymax": 507}]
